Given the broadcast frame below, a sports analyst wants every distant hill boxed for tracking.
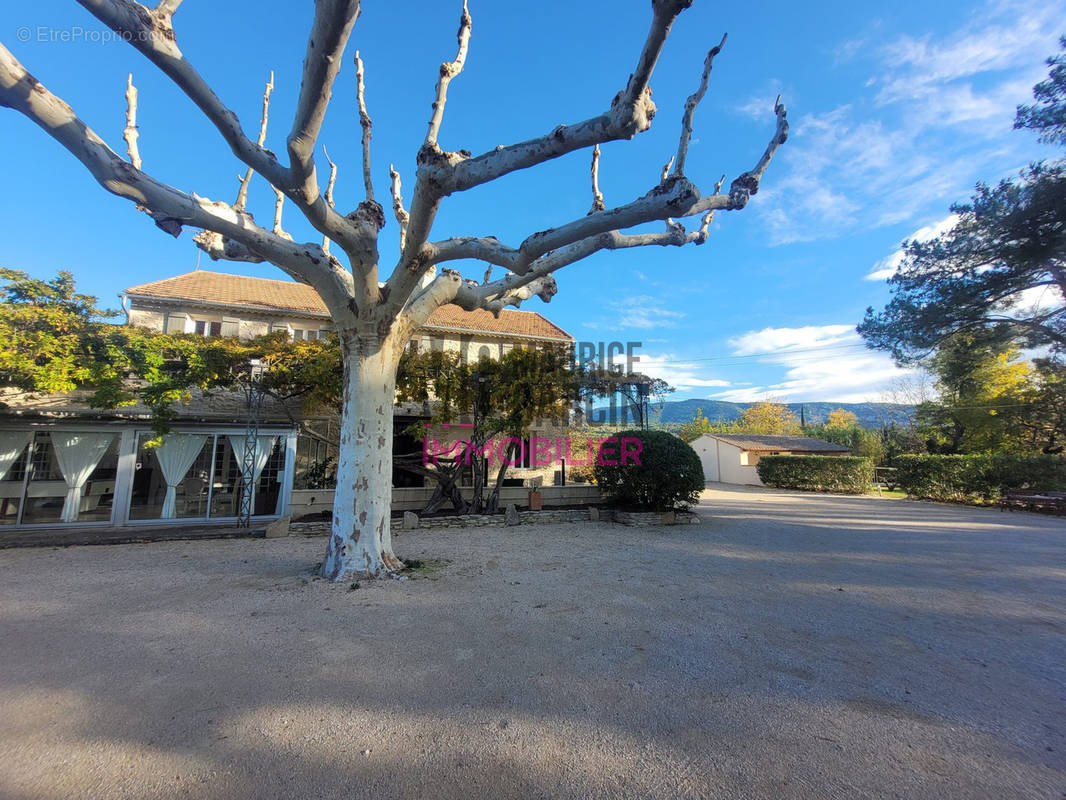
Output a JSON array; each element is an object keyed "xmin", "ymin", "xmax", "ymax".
[{"xmin": 630, "ymin": 399, "xmax": 914, "ymax": 429}]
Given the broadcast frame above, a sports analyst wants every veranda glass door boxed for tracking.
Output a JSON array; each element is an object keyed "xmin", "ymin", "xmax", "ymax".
[{"xmin": 129, "ymin": 432, "xmax": 285, "ymax": 522}]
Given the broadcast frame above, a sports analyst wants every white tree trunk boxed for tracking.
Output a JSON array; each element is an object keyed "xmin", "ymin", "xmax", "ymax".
[{"xmin": 320, "ymin": 332, "xmax": 403, "ymax": 581}]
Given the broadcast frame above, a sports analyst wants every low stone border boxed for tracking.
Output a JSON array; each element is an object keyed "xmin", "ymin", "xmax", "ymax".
[{"xmin": 290, "ymin": 506, "xmax": 700, "ymax": 535}]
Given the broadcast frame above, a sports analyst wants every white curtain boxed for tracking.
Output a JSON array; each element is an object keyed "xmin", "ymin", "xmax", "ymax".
[
  {"xmin": 50, "ymin": 432, "xmax": 114, "ymax": 523},
  {"xmin": 227, "ymin": 435, "xmax": 277, "ymax": 515},
  {"xmin": 155, "ymin": 434, "xmax": 207, "ymax": 519},
  {"xmin": 0, "ymin": 431, "xmax": 32, "ymax": 482}
]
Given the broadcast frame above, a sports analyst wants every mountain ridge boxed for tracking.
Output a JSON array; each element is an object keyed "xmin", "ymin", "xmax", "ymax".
[{"xmin": 589, "ymin": 399, "xmax": 915, "ymax": 429}]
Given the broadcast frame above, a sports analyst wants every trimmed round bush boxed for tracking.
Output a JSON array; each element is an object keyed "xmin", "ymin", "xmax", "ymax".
[
  {"xmin": 592, "ymin": 430, "xmax": 704, "ymax": 510},
  {"xmin": 757, "ymin": 455, "xmax": 873, "ymax": 494}
]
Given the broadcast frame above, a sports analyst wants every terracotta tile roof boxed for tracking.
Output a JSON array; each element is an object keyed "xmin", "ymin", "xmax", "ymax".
[
  {"xmin": 126, "ymin": 271, "xmax": 329, "ymax": 314},
  {"xmin": 702, "ymin": 434, "xmax": 850, "ymax": 453},
  {"xmin": 420, "ymin": 303, "xmax": 572, "ymax": 342},
  {"xmin": 125, "ymin": 271, "xmax": 572, "ymax": 341}
]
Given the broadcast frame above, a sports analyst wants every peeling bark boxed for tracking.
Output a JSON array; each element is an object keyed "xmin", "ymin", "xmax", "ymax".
[{"xmin": 320, "ymin": 332, "xmax": 404, "ymax": 580}]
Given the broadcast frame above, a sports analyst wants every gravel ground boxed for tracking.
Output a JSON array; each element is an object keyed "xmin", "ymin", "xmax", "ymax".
[{"xmin": 0, "ymin": 485, "xmax": 1064, "ymax": 799}]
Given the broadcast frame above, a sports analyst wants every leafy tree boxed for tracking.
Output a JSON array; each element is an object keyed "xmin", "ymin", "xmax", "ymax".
[
  {"xmin": 678, "ymin": 407, "xmax": 715, "ymax": 442},
  {"xmin": 804, "ymin": 423, "xmax": 886, "ymax": 463},
  {"xmin": 860, "ymin": 41, "xmax": 1066, "ymax": 361},
  {"xmin": 395, "ymin": 346, "xmax": 578, "ymax": 514},
  {"xmin": 825, "ymin": 408, "xmax": 859, "ymax": 429},
  {"xmin": 738, "ymin": 401, "xmax": 801, "ymax": 435},
  {"xmin": 578, "ymin": 365, "xmax": 674, "ymax": 429},
  {"xmin": 913, "ymin": 331, "xmax": 1033, "ymax": 454},
  {"xmin": 0, "ymin": 268, "xmax": 342, "ymax": 433},
  {"xmin": 1016, "ymin": 37, "xmax": 1066, "ymax": 146},
  {"xmin": 1016, "ymin": 358, "xmax": 1066, "ymax": 454}
]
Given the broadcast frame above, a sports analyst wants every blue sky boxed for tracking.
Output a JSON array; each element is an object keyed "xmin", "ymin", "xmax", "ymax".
[{"xmin": 2, "ymin": 0, "xmax": 1064, "ymax": 403}]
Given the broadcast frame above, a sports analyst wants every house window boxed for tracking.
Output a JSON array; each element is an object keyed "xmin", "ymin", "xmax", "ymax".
[
  {"xmin": 292, "ymin": 328, "xmax": 306, "ymax": 341},
  {"xmin": 194, "ymin": 320, "xmax": 223, "ymax": 337},
  {"xmin": 164, "ymin": 313, "xmax": 190, "ymax": 334}
]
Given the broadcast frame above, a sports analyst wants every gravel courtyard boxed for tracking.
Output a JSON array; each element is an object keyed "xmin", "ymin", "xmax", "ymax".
[{"xmin": 1, "ymin": 486, "xmax": 1064, "ymax": 799}]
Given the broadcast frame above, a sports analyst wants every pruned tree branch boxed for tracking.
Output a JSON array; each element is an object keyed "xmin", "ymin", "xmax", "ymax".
[
  {"xmin": 154, "ymin": 0, "xmax": 181, "ymax": 19},
  {"xmin": 424, "ymin": 0, "xmax": 472, "ymax": 149},
  {"xmin": 122, "ymin": 72, "xmax": 141, "ymax": 170},
  {"xmin": 75, "ymin": 0, "xmax": 368, "ymax": 266},
  {"xmin": 388, "ymin": 164, "xmax": 410, "ymax": 253},
  {"xmin": 286, "ymin": 0, "xmax": 361, "ymax": 196},
  {"xmin": 321, "ymin": 145, "xmax": 338, "ymax": 255},
  {"xmin": 235, "ymin": 70, "xmax": 274, "ymax": 213},
  {"xmin": 589, "ymin": 144, "xmax": 605, "ymax": 214},
  {"xmin": 354, "ymin": 49, "xmax": 374, "ymax": 202},
  {"xmin": 385, "ymin": 0, "xmax": 696, "ymax": 321},
  {"xmin": 660, "ymin": 155, "xmax": 674, "ymax": 183},
  {"xmin": 0, "ymin": 43, "xmax": 356, "ymax": 324},
  {"xmin": 272, "ymin": 187, "xmax": 291, "ymax": 240},
  {"xmin": 672, "ymin": 32, "xmax": 725, "ymax": 177},
  {"xmin": 728, "ymin": 95, "xmax": 789, "ymax": 207}
]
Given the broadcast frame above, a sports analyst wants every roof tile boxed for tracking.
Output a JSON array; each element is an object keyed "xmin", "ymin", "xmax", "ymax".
[{"xmin": 126, "ymin": 271, "xmax": 572, "ymax": 341}]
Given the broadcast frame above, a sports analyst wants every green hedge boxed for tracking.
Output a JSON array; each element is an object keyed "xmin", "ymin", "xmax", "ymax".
[
  {"xmin": 756, "ymin": 455, "xmax": 874, "ymax": 494},
  {"xmin": 895, "ymin": 454, "xmax": 1066, "ymax": 502},
  {"xmin": 593, "ymin": 430, "xmax": 704, "ymax": 510}
]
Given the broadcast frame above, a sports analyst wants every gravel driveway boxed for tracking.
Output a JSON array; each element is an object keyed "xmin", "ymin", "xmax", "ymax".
[{"xmin": 0, "ymin": 486, "xmax": 1064, "ymax": 799}]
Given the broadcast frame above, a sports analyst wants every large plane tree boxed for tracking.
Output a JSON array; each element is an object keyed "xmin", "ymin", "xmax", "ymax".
[{"xmin": 0, "ymin": 0, "xmax": 787, "ymax": 580}]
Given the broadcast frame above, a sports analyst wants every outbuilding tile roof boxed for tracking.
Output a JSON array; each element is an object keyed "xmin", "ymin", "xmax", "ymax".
[
  {"xmin": 125, "ymin": 271, "xmax": 572, "ymax": 341},
  {"xmin": 702, "ymin": 434, "xmax": 851, "ymax": 453}
]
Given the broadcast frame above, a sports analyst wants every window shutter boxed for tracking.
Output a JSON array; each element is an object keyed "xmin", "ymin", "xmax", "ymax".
[
  {"xmin": 220, "ymin": 318, "xmax": 240, "ymax": 338},
  {"xmin": 165, "ymin": 313, "xmax": 189, "ymax": 334}
]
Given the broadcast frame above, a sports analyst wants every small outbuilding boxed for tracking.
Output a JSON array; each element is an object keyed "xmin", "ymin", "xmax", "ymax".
[{"xmin": 692, "ymin": 434, "xmax": 850, "ymax": 486}]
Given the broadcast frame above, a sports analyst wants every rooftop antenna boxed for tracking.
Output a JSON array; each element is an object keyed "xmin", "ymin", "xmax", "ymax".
[{"xmin": 195, "ymin": 248, "xmax": 201, "ymax": 271}]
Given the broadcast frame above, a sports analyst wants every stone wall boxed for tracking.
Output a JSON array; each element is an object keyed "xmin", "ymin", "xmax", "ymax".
[{"xmin": 289, "ymin": 505, "xmax": 700, "ymax": 534}]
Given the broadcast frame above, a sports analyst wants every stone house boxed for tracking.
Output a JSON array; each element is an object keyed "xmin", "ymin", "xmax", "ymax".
[{"xmin": 0, "ymin": 270, "xmax": 576, "ymax": 537}]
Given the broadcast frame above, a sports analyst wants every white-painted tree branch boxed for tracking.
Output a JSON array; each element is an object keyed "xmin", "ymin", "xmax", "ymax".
[
  {"xmin": 75, "ymin": 0, "xmax": 366, "ymax": 261},
  {"xmin": 727, "ymin": 96, "xmax": 789, "ymax": 207},
  {"xmin": 385, "ymin": 0, "xmax": 693, "ymax": 319},
  {"xmin": 660, "ymin": 155, "xmax": 674, "ymax": 183},
  {"xmin": 672, "ymin": 32, "xmax": 726, "ymax": 177},
  {"xmin": 272, "ymin": 187, "xmax": 291, "ymax": 240},
  {"xmin": 322, "ymin": 145, "xmax": 338, "ymax": 255},
  {"xmin": 354, "ymin": 50, "xmax": 374, "ymax": 202},
  {"xmin": 154, "ymin": 0, "xmax": 181, "ymax": 20},
  {"xmin": 122, "ymin": 72, "xmax": 141, "ymax": 170},
  {"xmin": 388, "ymin": 164, "xmax": 409, "ymax": 253},
  {"xmin": 286, "ymin": 0, "xmax": 361, "ymax": 196},
  {"xmin": 424, "ymin": 0, "xmax": 472, "ymax": 149},
  {"xmin": 235, "ymin": 70, "xmax": 274, "ymax": 213},
  {"xmin": 697, "ymin": 173, "xmax": 726, "ymax": 241},
  {"xmin": 589, "ymin": 144, "xmax": 605, "ymax": 214},
  {"xmin": 0, "ymin": 44, "xmax": 356, "ymax": 323}
]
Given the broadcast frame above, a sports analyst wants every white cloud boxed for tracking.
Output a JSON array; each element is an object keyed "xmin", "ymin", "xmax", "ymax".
[
  {"xmin": 728, "ymin": 324, "xmax": 856, "ymax": 355},
  {"xmin": 874, "ymin": 1, "xmax": 1062, "ymax": 110},
  {"xmin": 1003, "ymin": 284, "xmax": 1065, "ymax": 314},
  {"xmin": 757, "ymin": 0, "xmax": 1064, "ymax": 245},
  {"xmin": 583, "ymin": 295, "xmax": 686, "ymax": 331},
  {"xmin": 630, "ymin": 352, "xmax": 731, "ymax": 393},
  {"xmin": 735, "ymin": 81, "xmax": 785, "ymax": 121},
  {"xmin": 864, "ymin": 213, "xmax": 959, "ymax": 281},
  {"xmin": 711, "ymin": 324, "xmax": 917, "ymax": 403}
]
